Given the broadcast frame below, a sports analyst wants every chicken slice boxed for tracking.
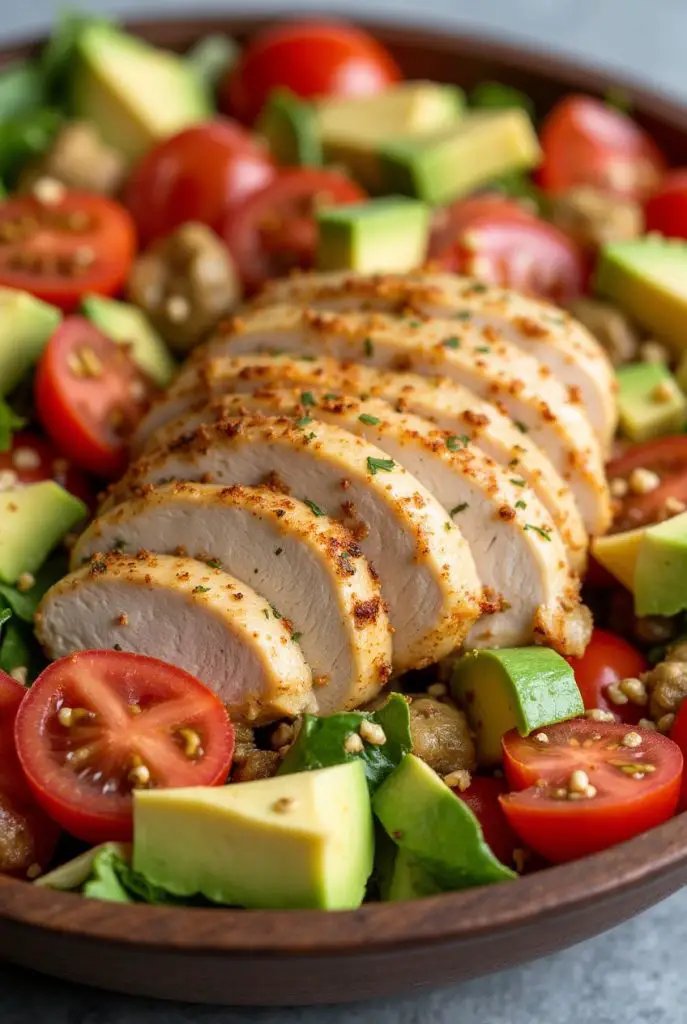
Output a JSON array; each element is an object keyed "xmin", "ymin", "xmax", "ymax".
[
  {"xmin": 254, "ymin": 269, "xmax": 617, "ymax": 451},
  {"xmin": 109, "ymin": 417, "xmax": 482, "ymax": 673},
  {"xmin": 145, "ymin": 390, "xmax": 588, "ymax": 654},
  {"xmin": 197, "ymin": 305, "xmax": 611, "ymax": 535},
  {"xmin": 35, "ymin": 552, "xmax": 313, "ymax": 724},
  {"xmin": 71, "ymin": 483, "xmax": 393, "ymax": 714},
  {"xmin": 136, "ymin": 352, "xmax": 587, "ymax": 572}
]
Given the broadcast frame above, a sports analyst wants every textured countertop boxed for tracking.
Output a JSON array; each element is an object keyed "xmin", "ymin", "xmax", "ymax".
[{"xmin": 2, "ymin": 1, "xmax": 687, "ymax": 1021}]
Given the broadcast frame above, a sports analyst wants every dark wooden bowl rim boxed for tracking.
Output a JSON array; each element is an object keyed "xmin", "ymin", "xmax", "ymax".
[{"xmin": 1, "ymin": 10, "xmax": 687, "ymax": 965}]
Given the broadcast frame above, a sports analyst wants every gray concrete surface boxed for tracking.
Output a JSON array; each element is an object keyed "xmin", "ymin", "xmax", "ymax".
[{"xmin": 2, "ymin": 1, "xmax": 686, "ymax": 1021}]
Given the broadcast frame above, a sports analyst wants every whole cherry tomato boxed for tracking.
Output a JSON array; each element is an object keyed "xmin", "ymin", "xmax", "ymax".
[
  {"xmin": 566, "ymin": 628, "xmax": 648, "ymax": 725},
  {"xmin": 645, "ymin": 170, "xmax": 687, "ymax": 240}
]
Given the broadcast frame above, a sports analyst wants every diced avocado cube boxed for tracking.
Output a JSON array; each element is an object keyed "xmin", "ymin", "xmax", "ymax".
[
  {"xmin": 634, "ymin": 512, "xmax": 687, "ymax": 617},
  {"xmin": 452, "ymin": 647, "xmax": 583, "ymax": 765},
  {"xmin": 378, "ymin": 109, "xmax": 541, "ymax": 206},
  {"xmin": 0, "ymin": 288, "xmax": 61, "ymax": 396},
  {"xmin": 317, "ymin": 196, "xmax": 430, "ymax": 274},
  {"xmin": 592, "ymin": 526, "xmax": 646, "ymax": 591},
  {"xmin": 616, "ymin": 362, "xmax": 687, "ymax": 442},
  {"xmin": 0, "ymin": 482, "xmax": 86, "ymax": 584},
  {"xmin": 72, "ymin": 24, "xmax": 212, "ymax": 162},
  {"xmin": 316, "ymin": 81, "xmax": 464, "ymax": 191},
  {"xmin": 595, "ymin": 238, "xmax": 687, "ymax": 355},
  {"xmin": 133, "ymin": 761, "xmax": 374, "ymax": 910},
  {"xmin": 373, "ymin": 755, "xmax": 515, "ymax": 890},
  {"xmin": 81, "ymin": 294, "xmax": 177, "ymax": 387},
  {"xmin": 257, "ymin": 88, "xmax": 322, "ymax": 167}
]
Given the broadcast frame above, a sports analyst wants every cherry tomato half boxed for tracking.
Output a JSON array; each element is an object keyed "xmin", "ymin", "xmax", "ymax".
[
  {"xmin": 428, "ymin": 193, "xmax": 535, "ymax": 259},
  {"xmin": 645, "ymin": 170, "xmax": 687, "ymax": 240},
  {"xmin": 566, "ymin": 629, "xmax": 648, "ymax": 725},
  {"xmin": 124, "ymin": 120, "xmax": 276, "ymax": 246},
  {"xmin": 500, "ymin": 720, "xmax": 682, "ymax": 863},
  {"xmin": 538, "ymin": 95, "xmax": 666, "ymax": 198},
  {"xmin": 0, "ymin": 430, "xmax": 93, "ymax": 506},
  {"xmin": 0, "ymin": 192, "xmax": 136, "ymax": 312},
  {"xmin": 607, "ymin": 436, "xmax": 687, "ymax": 533},
  {"xmin": 15, "ymin": 650, "xmax": 235, "ymax": 843},
  {"xmin": 223, "ymin": 168, "xmax": 366, "ymax": 292},
  {"xmin": 437, "ymin": 214, "xmax": 586, "ymax": 304},
  {"xmin": 670, "ymin": 703, "xmax": 687, "ymax": 809},
  {"xmin": 35, "ymin": 317, "xmax": 156, "ymax": 479},
  {"xmin": 460, "ymin": 775, "xmax": 518, "ymax": 868},
  {"xmin": 224, "ymin": 20, "xmax": 401, "ymax": 124},
  {"xmin": 0, "ymin": 671, "xmax": 60, "ymax": 877}
]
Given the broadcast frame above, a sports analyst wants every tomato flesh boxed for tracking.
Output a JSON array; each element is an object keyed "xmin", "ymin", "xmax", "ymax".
[
  {"xmin": 670, "ymin": 703, "xmax": 687, "ymax": 809},
  {"xmin": 437, "ymin": 214, "xmax": 586, "ymax": 303},
  {"xmin": 15, "ymin": 650, "xmax": 235, "ymax": 843},
  {"xmin": 125, "ymin": 119, "xmax": 275, "ymax": 246},
  {"xmin": 0, "ymin": 671, "xmax": 59, "ymax": 876},
  {"xmin": 428, "ymin": 193, "xmax": 535, "ymax": 259},
  {"xmin": 460, "ymin": 775, "xmax": 518, "ymax": 868},
  {"xmin": 0, "ymin": 192, "xmax": 135, "ymax": 312},
  {"xmin": 538, "ymin": 95, "xmax": 666, "ymax": 198},
  {"xmin": 35, "ymin": 317, "xmax": 155, "ymax": 479},
  {"xmin": 223, "ymin": 168, "xmax": 366, "ymax": 292},
  {"xmin": 0, "ymin": 430, "xmax": 93, "ymax": 506},
  {"xmin": 224, "ymin": 20, "xmax": 401, "ymax": 124},
  {"xmin": 607, "ymin": 436, "xmax": 687, "ymax": 533},
  {"xmin": 645, "ymin": 170, "xmax": 687, "ymax": 240},
  {"xmin": 566, "ymin": 629, "xmax": 648, "ymax": 725},
  {"xmin": 500, "ymin": 720, "xmax": 682, "ymax": 863}
]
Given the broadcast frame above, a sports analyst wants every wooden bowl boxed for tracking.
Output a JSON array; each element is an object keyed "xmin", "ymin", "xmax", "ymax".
[{"xmin": 1, "ymin": 14, "xmax": 687, "ymax": 1007}]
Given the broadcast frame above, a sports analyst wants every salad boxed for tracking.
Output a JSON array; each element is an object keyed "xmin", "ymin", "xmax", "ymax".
[{"xmin": 0, "ymin": 13, "xmax": 686, "ymax": 911}]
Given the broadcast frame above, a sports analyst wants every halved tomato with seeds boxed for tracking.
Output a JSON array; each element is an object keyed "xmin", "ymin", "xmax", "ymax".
[
  {"xmin": 607, "ymin": 436, "xmax": 687, "ymax": 532},
  {"xmin": 35, "ymin": 317, "xmax": 156, "ymax": 479},
  {"xmin": 500, "ymin": 719, "xmax": 682, "ymax": 863},
  {"xmin": 14, "ymin": 650, "xmax": 235, "ymax": 843},
  {"xmin": 0, "ymin": 192, "xmax": 136, "ymax": 312}
]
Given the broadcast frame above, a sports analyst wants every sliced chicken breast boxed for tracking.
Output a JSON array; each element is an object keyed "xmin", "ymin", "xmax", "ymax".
[
  {"xmin": 144, "ymin": 390, "xmax": 588, "ymax": 654},
  {"xmin": 109, "ymin": 417, "xmax": 483, "ymax": 673},
  {"xmin": 135, "ymin": 352, "xmax": 587, "ymax": 572},
  {"xmin": 197, "ymin": 305, "xmax": 610, "ymax": 535},
  {"xmin": 255, "ymin": 269, "xmax": 617, "ymax": 451},
  {"xmin": 71, "ymin": 483, "xmax": 393, "ymax": 714},
  {"xmin": 36, "ymin": 552, "xmax": 313, "ymax": 724}
]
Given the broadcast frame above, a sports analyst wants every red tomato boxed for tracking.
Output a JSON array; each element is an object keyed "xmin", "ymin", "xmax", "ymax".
[
  {"xmin": 0, "ymin": 671, "xmax": 60, "ymax": 877},
  {"xmin": 500, "ymin": 720, "xmax": 682, "ymax": 863},
  {"xmin": 607, "ymin": 436, "xmax": 687, "ymax": 533},
  {"xmin": 224, "ymin": 20, "xmax": 401, "ymax": 124},
  {"xmin": 460, "ymin": 775, "xmax": 518, "ymax": 867},
  {"xmin": 670, "ymin": 703, "xmax": 687, "ymax": 809},
  {"xmin": 566, "ymin": 629, "xmax": 648, "ymax": 725},
  {"xmin": 0, "ymin": 430, "xmax": 93, "ymax": 506},
  {"xmin": 538, "ymin": 95, "xmax": 666, "ymax": 198},
  {"xmin": 0, "ymin": 192, "xmax": 135, "ymax": 312},
  {"xmin": 436, "ymin": 214, "xmax": 586, "ymax": 304},
  {"xmin": 223, "ymin": 168, "xmax": 366, "ymax": 292},
  {"xmin": 35, "ymin": 317, "xmax": 155, "ymax": 479},
  {"xmin": 428, "ymin": 193, "xmax": 535, "ymax": 259},
  {"xmin": 124, "ymin": 120, "xmax": 276, "ymax": 246},
  {"xmin": 645, "ymin": 170, "xmax": 687, "ymax": 239},
  {"xmin": 15, "ymin": 650, "xmax": 235, "ymax": 843}
]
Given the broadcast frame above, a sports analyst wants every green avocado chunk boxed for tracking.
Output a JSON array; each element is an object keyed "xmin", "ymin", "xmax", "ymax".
[
  {"xmin": 257, "ymin": 89, "xmax": 322, "ymax": 167},
  {"xmin": 373, "ymin": 755, "xmax": 516, "ymax": 892},
  {"xmin": 451, "ymin": 647, "xmax": 584, "ymax": 765},
  {"xmin": 316, "ymin": 196, "xmax": 430, "ymax": 274},
  {"xmin": 133, "ymin": 760, "xmax": 374, "ymax": 910},
  {"xmin": 71, "ymin": 24, "xmax": 212, "ymax": 162},
  {"xmin": 81, "ymin": 294, "xmax": 177, "ymax": 387},
  {"xmin": 0, "ymin": 288, "xmax": 61, "ymax": 396},
  {"xmin": 616, "ymin": 361, "xmax": 687, "ymax": 442},
  {"xmin": 0, "ymin": 482, "xmax": 86, "ymax": 584},
  {"xmin": 378, "ymin": 108, "xmax": 541, "ymax": 206},
  {"xmin": 634, "ymin": 511, "xmax": 687, "ymax": 617},
  {"xmin": 595, "ymin": 238, "xmax": 687, "ymax": 355}
]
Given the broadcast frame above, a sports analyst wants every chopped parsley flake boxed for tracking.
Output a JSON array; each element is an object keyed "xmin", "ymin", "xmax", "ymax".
[
  {"xmin": 193, "ymin": 585, "xmax": 210, "ymax": 594},
  {"xmin": 524, "ymin": 524, "xmax": 552, "ymax": 541},
  {"xmin": 444, "ymin": 521, "xmax": 452, "ymax": 531},
  {"xmin": 514, "ymin": 421, "xmax": 528, "ymax": 434},
  {"xmin": 270, "ymin": 605, "xmax": 282, "ymax": 619},
  {"xmin": 469, "ymin": 282, "xmax": 488, "ymax": 294},
  {"xmin": 510, "ymin": 478, "xmax": 526, "ymax": 487},
  {"xmin": 367, "ymin": 456, "xmax": 395, "ymax": 475},
  {"xmin": 275, "ymin": 547, "xmax": 283, "ymax": 556},
  {"xmin": 113, "ymin": 644, "xmax": 122, "ymax": 652},
  {"xmin": 299, "ymin": 354, "xmax": 316, "ymax": 361},
  {"xmin": 304, "ymin": 498, "xmax": 326, "ymax": 516},
  {"xmin": 445, "ymin": 435, "xmax": 468, "ymax": 451},
  {"xmin": 475, "ymin": 345, "xmax": 491, "ymax": 354},
  {"xmin": 306, "ymin": 431, "xmax": 317, "ymax": 441},
  {"xmin": 324, "ymin": 392, "xmax": 339, "ymax": 400},
  {"xmin": 292, "ymin": 632, "xmax": 303, "ymax": 642},
  {"xmin": 363, "ymin": 338, "xmax": 374, "ymax": 357},
  {"xmin": 112, "ymin": 539, "xmax": 126, "ymax": 551},
  {"xmin": 206, "ymin": 559, "xmax": 222, "ymax": 569},
  {"xmin": 263, "ymin": 609, "xmax": 269, "ymax": 619},
  {"xmin": 450, "ymin": 503, "xmax": 468, "ymax": 516},
  {"xmin": 515, "ymin": 500, "xmax": 527, "ymax": 510},
  {"xmin": 359, "ymin": 413, "xmax": 380, "ymax": 426},
  {"xmin": 443, "ymin": 336, "xmax": 460, "ymax": 349},
  {"xmin": 295, "ymin": 415, "xmax": 313, "ymax": 427},
  {"xmin": 300, "ymin": 391, "xmax": 315, "ymax": 407},
  {"xmin": 454, "ymin": 310, "xmax": 472, "ymax": 321},
  {"xmin": 407, "ymin": 319, "xmax": 421, "ymax": 328},
  {"xmin": 90, "ymin": 560, "xmax": 107, "ymax": 574}
]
